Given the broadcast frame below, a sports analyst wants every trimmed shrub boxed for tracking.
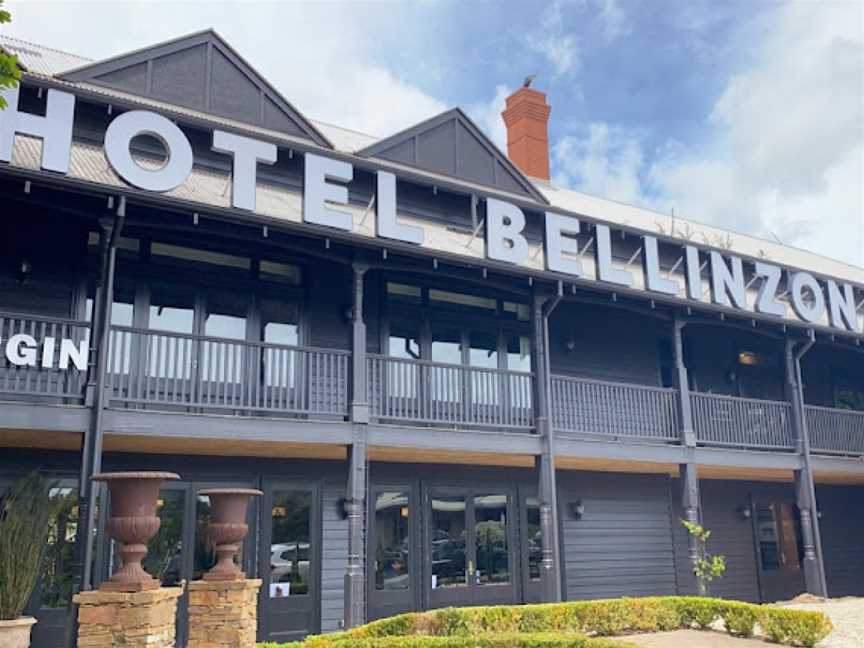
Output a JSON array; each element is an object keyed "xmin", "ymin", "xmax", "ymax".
[
  {"xmin": 258, "ymin": 596, "xmax": 832, "ymax": 648},
  {"xmin": 758, "ymin": 607, "xmax": 834, "ymax": 648}
]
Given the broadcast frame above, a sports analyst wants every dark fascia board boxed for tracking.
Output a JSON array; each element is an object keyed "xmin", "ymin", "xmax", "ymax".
[
  {"xmin": 59, "ymin": 28, "xmax": 332, "ymax": 149},
  {"xmin": 357, "ymin": 107, "xmax": 549, "ymax": 205}
]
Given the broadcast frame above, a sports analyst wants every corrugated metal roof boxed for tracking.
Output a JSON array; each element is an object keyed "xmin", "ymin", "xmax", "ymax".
[{"xmin": 0, "ymin": 34, "xmax": 91, "ymax": 77}]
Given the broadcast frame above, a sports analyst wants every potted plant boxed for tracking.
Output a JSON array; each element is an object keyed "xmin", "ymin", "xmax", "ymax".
[{"xmin": 0, "ymin": 471, "xmax": 60, "ymax": 648}]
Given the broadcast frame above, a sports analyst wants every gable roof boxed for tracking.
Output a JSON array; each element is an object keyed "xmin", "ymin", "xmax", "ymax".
[
  {"xmin": 357, "ymin": 108, "xmax": 548, "ymax": 204},
  {"xmin": 60, "ymin": 29, "xmax": 331, "ymax": 148}
]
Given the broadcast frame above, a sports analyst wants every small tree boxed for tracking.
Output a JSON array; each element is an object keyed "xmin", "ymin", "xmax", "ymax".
[
  {"xmin": 681, "ymin": 518, "xmax": 726, "ymax": 596},
  {"xmin": 0, "ymin": 472, "xmax": 61, "ymax": 620},
  {"xmin": 0, "ymin": 0, "xmax": 21, "ymax": 110}
]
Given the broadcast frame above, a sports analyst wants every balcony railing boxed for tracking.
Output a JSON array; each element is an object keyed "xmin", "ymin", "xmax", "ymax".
[
  {"xmin": 0, "ymin": 313, "xmax": 91, "ymax": 403},
  {"xmin": 806, "ymin": 405, "xmax": 864, "ymax": 457},
  {"xmin": 550, "ymin": 374, "xmax": 679, "ymax": 442},
  {"xmin": 367, "ymin": 355, "xmax": 534, "ymax": 430},
  {"xmin": 107, "ymin": 326, "xmax": 349, "ymax": 417},
  {"xmin": 692, "ymin": 392, "xmax": 793, "ymax": 450}
]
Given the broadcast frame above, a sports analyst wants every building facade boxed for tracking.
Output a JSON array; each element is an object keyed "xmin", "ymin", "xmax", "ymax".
[{"xmin": 0, "ymin": 30, "xmax": 862, "ymax": 648}]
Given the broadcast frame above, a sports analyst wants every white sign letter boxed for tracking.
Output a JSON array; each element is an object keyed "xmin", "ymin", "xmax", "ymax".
[
  {"xmin": 0, "ymin": 86, "xmax": 75, "ymax": 173},
  {"xmin": 643, "ymin": 236, "xmax": 678, "ymax": 295},
  {"xmin": 544, "ymin": 213, "xmax": 583, "ymax": 277},
  {"xmin": 789, "ymin": 272, "xmax": 826, "ymax": 324},
  {"xmin": 59, "ymin": 338, "xmax": 89, "ymax": 371},
  {"xmin": 212, "ymin": 130, "xmax": 277, "ymax": 211},
  {"xmin": 754, "ymin": 262, "xmax": 785, "ymax": 317},
  {"xmin": 376, "ymin": 171, "xmax": 423, "ymax": 245},
  {"xmin": 303, "ymin": 153, "xmax": 353, "ymax": 231},
  {"xmin": 6, "ymin": 334, "xmax": 37, "ymax": 367},
  {"xmin": 486, "ymin": 198, "xmax": 528, "ymax": 264},
  {"xmin": 826, "ymin": 280, "xmax": 859, "ymax": 332},
  {"xmin": 105, "ymin": 111, "xmax": 193, "ymax": 192},
  {"xmin": 709, "ymin": 251, "xmax": 746, "ymax": 309},
  {"xmin": 594, "ymin": 224, "xmax": 632, "ymax": 287}
]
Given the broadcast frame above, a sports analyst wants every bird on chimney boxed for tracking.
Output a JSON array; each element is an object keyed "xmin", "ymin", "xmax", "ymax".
[{"xmin": 523, "ymin": 74, "xmax": 536, "ymax": 88}]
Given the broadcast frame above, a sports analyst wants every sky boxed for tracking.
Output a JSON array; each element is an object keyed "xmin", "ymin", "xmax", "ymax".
[{"xmin": 2, "ymin": 0, "xmax": 863, "ymax": 268}]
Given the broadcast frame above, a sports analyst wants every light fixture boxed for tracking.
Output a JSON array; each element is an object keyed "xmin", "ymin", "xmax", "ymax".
[
  {"xmin": 565, "ymin": 337, "xmax": 576, "ymax": 352},
  {"xmin": 400, "ymin": 506, "xmax": 409, "ymax": 519},
  {"xmin": 738, "ymin": 351, "xmax": 761, "ymax": 366},
  {"xmin": 737, "ymin": 506, "xmax": 751, "ymax": 520},
  {"xmin": 18, "ymin": 259, "xmax": 32, "ymax": 284},
  {"xmin": 569, "ymin": 499, "xmax": 584, "ymax": 520}
]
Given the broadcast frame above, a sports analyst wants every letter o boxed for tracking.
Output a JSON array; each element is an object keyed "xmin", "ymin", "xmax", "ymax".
[
  {"xmin": 789, "ymin": 272, "xmax": 826, "ymax": 324},
  {"xmin": 105, "ymin": 111, "xmax": 193, "ymax": 192}
]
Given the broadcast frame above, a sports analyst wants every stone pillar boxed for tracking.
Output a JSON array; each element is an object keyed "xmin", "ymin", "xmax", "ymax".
[
  {"xmin": 73, "ymin": 587, "xmax": 182, "ymax": 647},
  {"xmin": 187, "ymin": 579, "xmax": 262, "ymax": 648}
]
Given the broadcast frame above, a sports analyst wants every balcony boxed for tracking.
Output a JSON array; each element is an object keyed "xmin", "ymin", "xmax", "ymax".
[
  {"xmin": 0, "ymin": 313, "xmax": 91, "ymax": 404},
  {"xmin": 691, "ymin": 393, "xmax": 794, "ymax": 451},
  {"xmin": 806, "ymin": 406, "xmax": 864, "ymax": 457},
  {"xmin": 551, "ymin": 375, "xmax": 679, "ymax": 442},
  {"xmin": 106, "ymin": 326, "xmax": 349, "ymax": 418},
  {"xmin": 367, "ymin": 354, "xmax": 534, "ymax": 431}
]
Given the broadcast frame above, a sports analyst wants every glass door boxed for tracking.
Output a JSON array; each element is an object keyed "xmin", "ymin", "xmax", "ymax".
[
  {"xmin": 427, "ymin": 487, "xmax": 517, "ymax": 609},
  {"xmin": 259, "ymin": 481, "xmax": 320, "ymax": 643},
  {"xmin": 368, "ymin": 487, "xmax": 417, "ymax": 620},
  {"xmin": 752, "ymin": 498, "xmax": 807, "ymax": 602}
]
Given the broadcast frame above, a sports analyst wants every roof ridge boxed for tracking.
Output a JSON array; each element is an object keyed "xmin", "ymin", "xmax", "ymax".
[{"xmin": 0, "ymin": 33, "xmax": 92, "ymax": 63}]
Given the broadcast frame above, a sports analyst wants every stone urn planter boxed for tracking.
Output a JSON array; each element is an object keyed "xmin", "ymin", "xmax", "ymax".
[
  {"xmin": 92, "ymin": 471, "xmax": 180, "ymax": 591},
  {"xmin": 199, "ymin": 488, "xmax": 262, "ymax": 580},
  {"xmin": 0, "ymin": 617, "xmax": 37, "ymax": 648}
]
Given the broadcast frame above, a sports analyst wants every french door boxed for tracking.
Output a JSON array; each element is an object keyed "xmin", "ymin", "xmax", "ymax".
[
  {"xmin": 258, "ymin": 480, "xmax": 320, "ymax": 643},
  {"xmin": 426, "ymin": 486, "xmax": 518, "ymax": 609}
]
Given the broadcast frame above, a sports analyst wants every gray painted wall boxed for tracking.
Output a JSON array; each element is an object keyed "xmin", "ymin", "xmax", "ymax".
[
  {"xmin": 321, "ymin": 478, "xmax": 349, "ymax": 632},
  {"xmin": 558, "ymin": 471, "xmax": 678, "ymax": 599},
  {"xmin": 817, "ymin": 484, "xmax": 864, "ymax": 597}
]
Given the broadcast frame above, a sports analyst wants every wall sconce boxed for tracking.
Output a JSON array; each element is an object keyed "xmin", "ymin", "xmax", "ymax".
[
  {"xmin": 726, "ymin": 369, "xmax": 737, "ymax": 384},
  {"xmin": 564, "ymin": 337, "xmax": 576, "ymax": 352},
  {"xmin": 737, "ymin": 506, "xmax": 751, "ymax": 520},
  {"xmin": 569, "ymin": 499, "xmax": 585, "ymax": 520},
  {"xmin": 18, "ymin": 259, "xmax": 32, "ymax": 284}
]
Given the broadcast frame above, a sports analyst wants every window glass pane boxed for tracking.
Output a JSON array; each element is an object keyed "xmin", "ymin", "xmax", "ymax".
[
  {"xmin": 143, "ymin": 490, "xmax": 185, "ymax": 587},
  {"xmin": 387, "ymin": 327, "xmax": 420, "ymax": 399},
  {"xmin": 474, "ymin": 494, "xmax": 509, "ymax": 585},
  {"xmin": 40, "ymin": 486, "xmax": 78, "ymax": 609},
  {"xmin": 148, "ymin": 285, "xmax": 194, "ymax": 334},
  {"xmin": 106, "ymin": 283, "xmax": 135, "ymax": 375},
  {"xmin": 429, "ymin": 289, "xmax": 495, "ymax": 311},
  {"xmin": 506, "ymin": 335, "xmax": 531, "ymax": 372},
  {"xmin": 261, "ymin": 301, "xmax": 300, "ymax": 389},
  {"xmin": 470, "ymin": 331, "xmax": 499, "ymax": 406},
  {"xmin": 202, "ymin": 295, "xmax": 247, "ymax": 385},
  {"xmin": 387, "ymin": 282, "xmax": 422, "ymax": 303},
  {"xmin": 431, "ymin": 496, "xmax": 466, "ymax": 589},
  {"xmin": 756, "ymin": 503, "xmax": 780, "ymax": 570},
  {"xmin": 374, "ymin": 492, "xmax": 410, "ymax": 591},
  {"xmin": 151, "ymin": 242, "xmax": 250, "ymax": 271},
  {"xmin": 503, "ymin": 302, "xmax": 530, "ymax": 321},
  {"xmin": 260, "ymin": 260, "xmax": 302, "ymax": 285},
  {"xmin": 194, "ymin": 493, "xmax": 245, "ymax": 581},
  {"xmin": 432, "ymin": 329, "xmax": 462, "ymax": 402},
  {"xmin": 525, "ymin": 497, "xmax": 542, "ymax": 582},
  {"xmin": 270, "ymin": 491, "xmax": 312, "ymax": 597}
]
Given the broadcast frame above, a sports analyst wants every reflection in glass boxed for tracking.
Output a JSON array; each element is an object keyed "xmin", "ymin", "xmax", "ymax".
[
  {"xmin": 469, "ymin": 331, "xmax": 499, "ymax": 406},
  {"xmin": 525, "ymin": 497, "xmax": 541, "ymax": 582},
  {"xmin": 40, "ymin": 487, "xmax": 78, "ymax": 608},
  {"xmin": 374, "ymin": 492, "xmax": 410, "ymax": 591},
  {"xmin": 431, "ymin": 330, "xmax": 462, "ymax": 403},
  {"xmin": 143, "ymin": 490, "xmax": 185, "ymax": 587},
  {"xmin": 431, "ymin": 496, "xmax": 466, "ymax": 589},
  {"xmin": 474, "ymin": 494, "xmax": 509, "ymax": 585},
  {"xmin": 194, "ymin": 494, "xmax": 244, "ymax": 581},
  {"xmin": 270, "ymin": 491, "xmax": 311, "ymax": 598}
]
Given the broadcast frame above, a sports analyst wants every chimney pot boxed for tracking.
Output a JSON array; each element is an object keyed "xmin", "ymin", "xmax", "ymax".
[{"xmin": 501, "ymin": 86, "xmax": 551, "ymax": 181}]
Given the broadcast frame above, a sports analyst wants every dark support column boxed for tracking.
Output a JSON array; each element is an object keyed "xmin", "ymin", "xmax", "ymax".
[
  {"xmin": 532, "ymin": 288, "xmax": 562, "ymax": 603},
  {"xmin": 344, "ymin": 425, "xmax": 367, "ymax": 629},
  {"xmin": 344, "ymin": 261, "xmax": 369, "ymax": 628},
  {"xmin": 672, "ymin": 316, "xmax": 704, "ymax": 595},
  {"xmin": 784, "ymin": 336, "xmax": 828, "ymax": 596},
  {"xmin": 68, "ymin": 201, "xmax": 125, "ymax": 648},
  {"xmin": 350, "ymin": 263, "xmax": 369, "ymax": 424}
]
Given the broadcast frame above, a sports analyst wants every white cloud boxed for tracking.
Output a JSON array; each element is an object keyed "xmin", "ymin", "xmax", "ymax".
[
  {"xmin": 466, "ymin": 84, "xmax": 513, "ymax": 151},
  {"xmin": 4, "ymin": 1, "xmax": 447, "ymax": 139},
  {"xmin": 553, "ymin": 2, "xmax": 864, "ymax": 267},
  {"xmin": 597, "ymin": 0, "xmax": 629, "ymax": 41},
  {"xmin": 527, "ymin": 1, "xmax": 580, "ymax": 77}
]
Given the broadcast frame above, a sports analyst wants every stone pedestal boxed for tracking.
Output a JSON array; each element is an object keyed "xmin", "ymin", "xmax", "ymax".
[
  {"xmin": 187, "ymin": 579, "xmax": 262, "ymax": 648},
  {"xmin": 73, "ymin": 587, "xmax": 183, "ymax": 647}
]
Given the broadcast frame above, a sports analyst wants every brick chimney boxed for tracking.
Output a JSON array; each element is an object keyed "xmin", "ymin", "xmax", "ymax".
[{"xmin": 501, "ymin": 86, "xmax": 552, "ymax": 180}]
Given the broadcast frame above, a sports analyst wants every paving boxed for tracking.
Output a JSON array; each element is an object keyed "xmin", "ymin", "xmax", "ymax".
[{"xmin": 622, "ymin": 597, "xmax": 864, "ymax": 648}]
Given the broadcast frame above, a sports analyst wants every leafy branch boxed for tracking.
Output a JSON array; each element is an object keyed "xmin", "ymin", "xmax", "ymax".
[
  {"xmin": 0, "ymin": 0, "xmax": 22, "ymax": 110},
  {"xmin": 682, "ymin": 518, "xmax": 726, "ymax": 594}
]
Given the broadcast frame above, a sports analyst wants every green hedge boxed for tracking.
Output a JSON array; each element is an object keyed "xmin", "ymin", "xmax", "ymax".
[{"xmin": 259, "ymin": 596, "xmax": 833, "ymax": 648}]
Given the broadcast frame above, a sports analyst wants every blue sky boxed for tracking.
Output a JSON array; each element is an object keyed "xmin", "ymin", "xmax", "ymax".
[{"xmin": 3, "ymin": 0, "xmax": 862, "ymax": 267}]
